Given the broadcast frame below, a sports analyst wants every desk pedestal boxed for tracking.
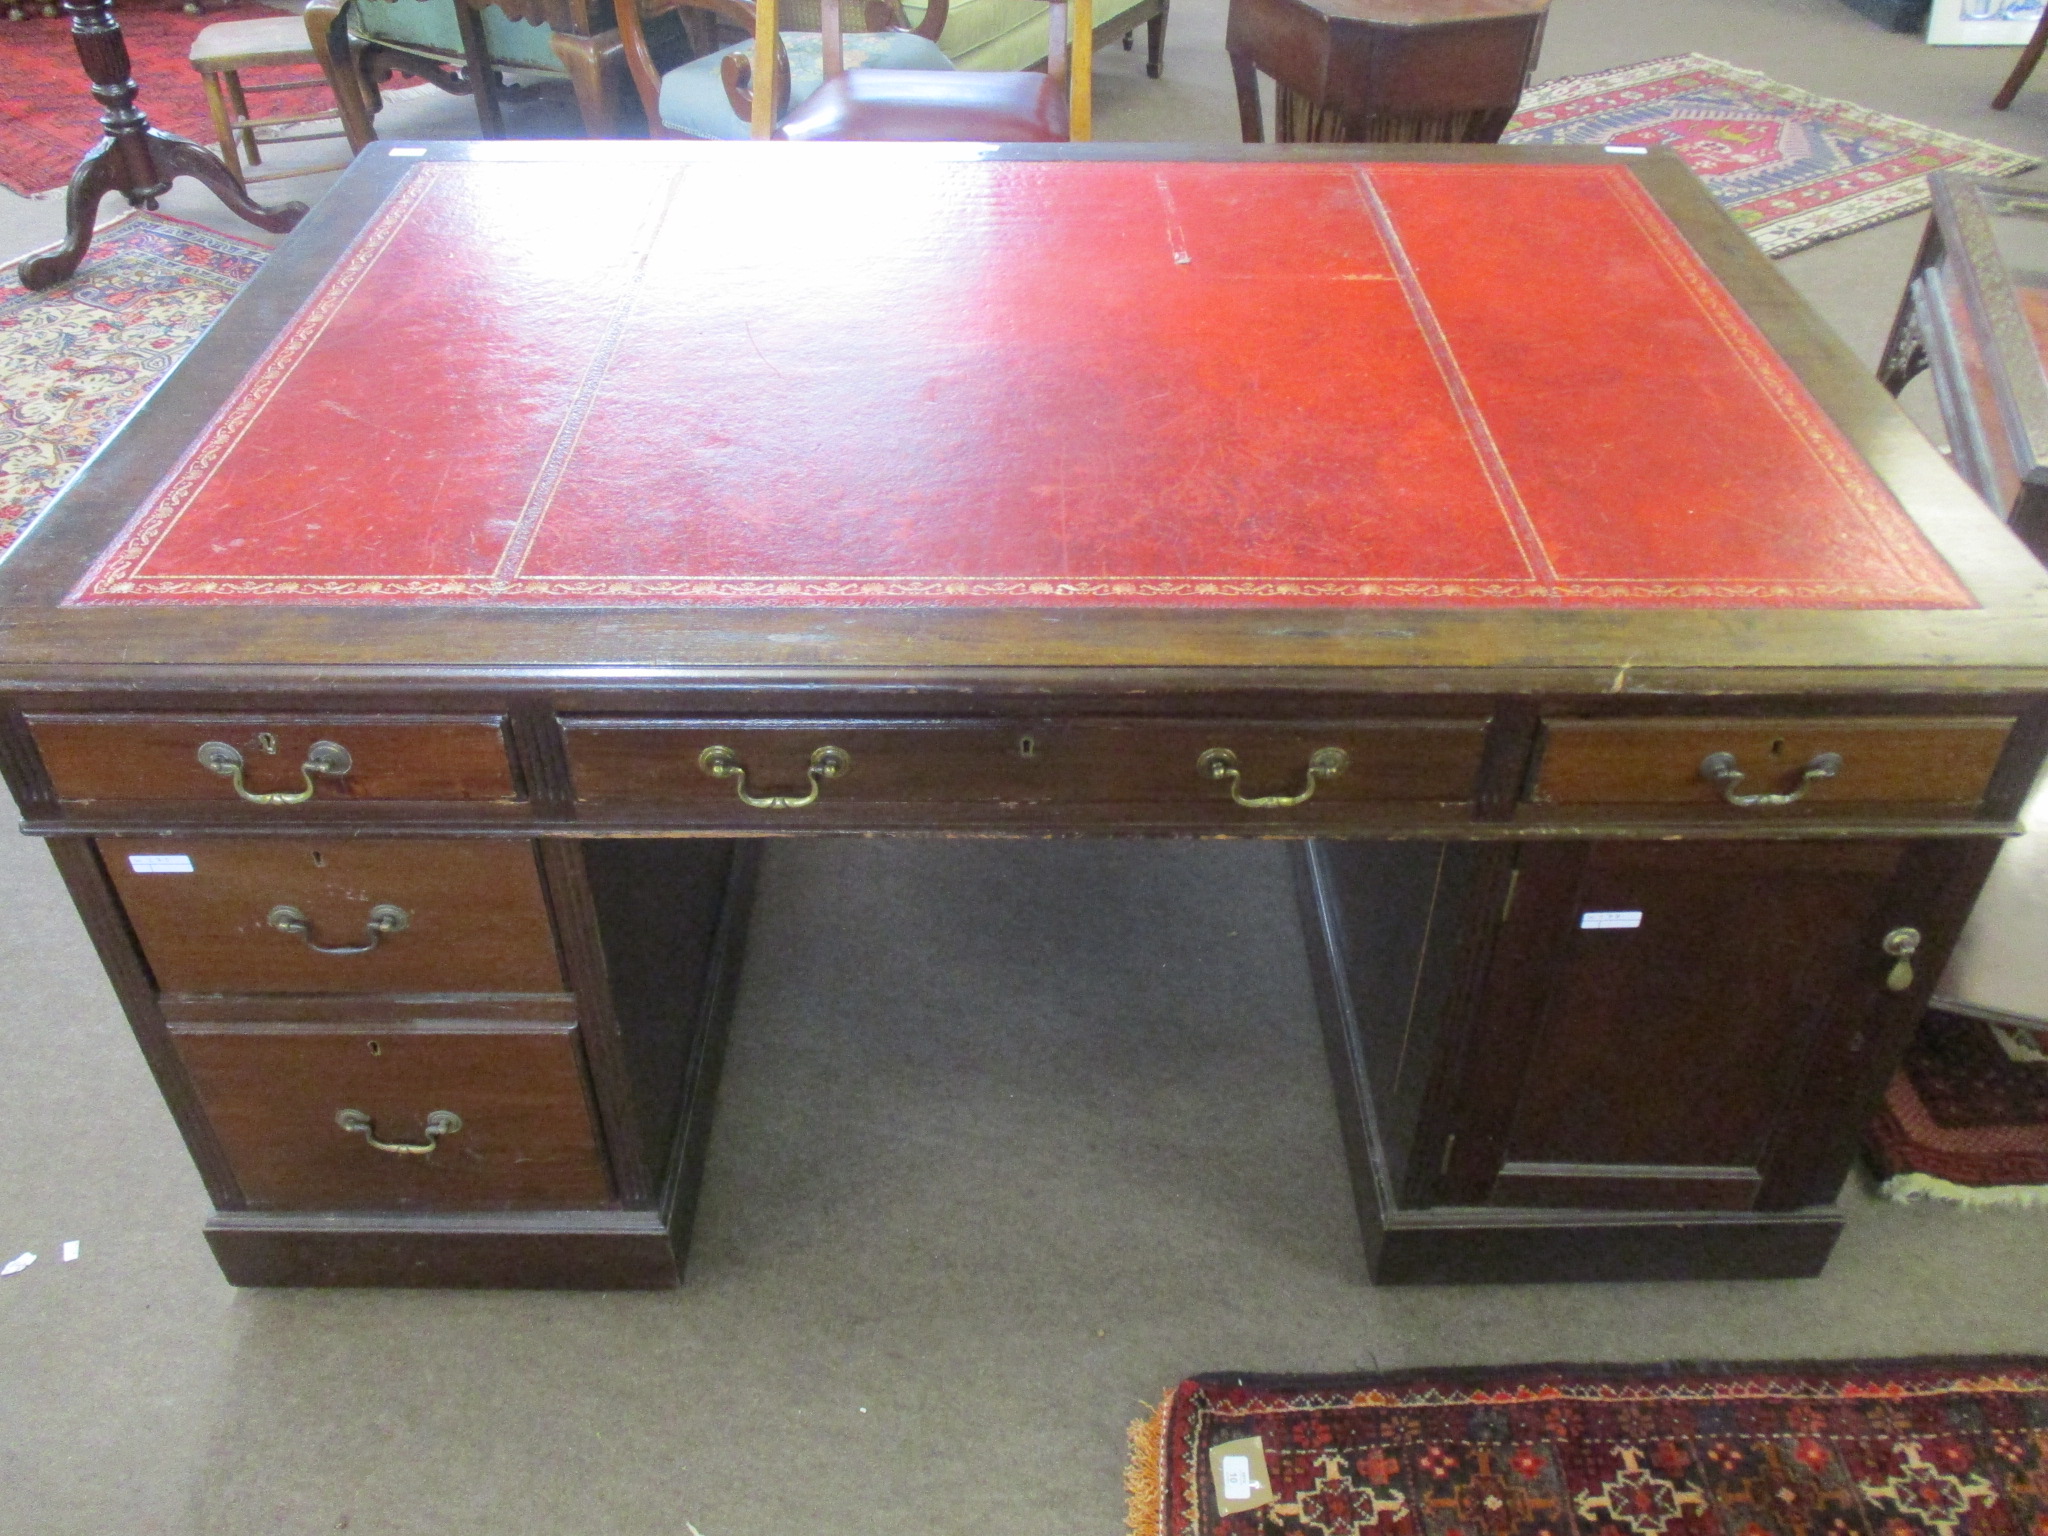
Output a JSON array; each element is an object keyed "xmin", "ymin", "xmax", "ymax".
[{"xmin": 1298, "ymin": 838, "xmax": 1994, "ymax": 1284}]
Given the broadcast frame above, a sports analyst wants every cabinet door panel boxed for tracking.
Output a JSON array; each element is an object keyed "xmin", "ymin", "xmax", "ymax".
[{"xmin": 1473, "ymin": 842, "xmax": 1906, "ymax": 1211}]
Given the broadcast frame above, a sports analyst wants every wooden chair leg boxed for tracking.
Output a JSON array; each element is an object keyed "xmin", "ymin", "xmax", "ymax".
[
  {"xmin": 304, "ymin": 0, "xmax": 379, "ymax": 152},
  {"xmin": 453, "ymin": 0, "xmax": 506, "ymax": 136},
  {"xmin": 1146, "ymin": 0, "xmax": 1166, "ymax": 79},
  {"xmin": 200, "ymin": 69, "xmax": 245, "ymax": 187},
  {"xmin": 549, "ymin": 29, "xmax": 624, "ymax": 137},
  {"xmin": 1995, "ymin": 6, "xmax": 2048, "ymax": 110},
  {"xmin": 1229, "ymin": 47, "xmax": 1262, "ymax": 142},
  {"xmin": 224, "ymin": 70, "xmax": 262, "ymax": 165}
]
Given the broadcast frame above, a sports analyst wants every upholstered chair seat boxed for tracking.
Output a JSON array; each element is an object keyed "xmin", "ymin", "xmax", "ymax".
[
  {"xmin": 779, "ymin": 63, "xmax": 1064, "ymax": 139},
  {"xmin": 657, "ymin": 28, "xmax": 952, "ymax": 138}
]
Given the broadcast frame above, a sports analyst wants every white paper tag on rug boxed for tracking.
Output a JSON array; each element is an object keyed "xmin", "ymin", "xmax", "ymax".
[
  {"xmin": 1580, "ymin": 910, "xmax": 1643, "ymax": 930},
  {"xmin": 1210, "ymin": 1437, "xmax": 1274, "ymax": 1515}
]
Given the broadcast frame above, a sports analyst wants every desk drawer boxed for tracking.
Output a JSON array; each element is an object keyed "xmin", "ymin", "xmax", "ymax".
[
  {"xmin": 28, "ymin": 715, "xmax": 518, "ymax": 807},
  {"xmin": 169, "ymin": 1022, "xmax": 610, "ymax": 1210},
  {"xmin": 103, "ymin": 838, "xmax": 562, "ymax": 995},
  {"xmin": 1528, "ymin": 718, "xmax": 2015, "ymax": 814},
  {"xmin": 565, "ymin": 718, "xmax": 1487, "ymax": 814}
]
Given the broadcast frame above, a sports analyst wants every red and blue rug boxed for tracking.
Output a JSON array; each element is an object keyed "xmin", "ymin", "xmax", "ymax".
[
  {"xmin": 1129, "ymin": 1359, "xmax": 2048, "ymax": 1536},
  {"xmin": 1505, "ymin": 55, "xmax": 2037, "ymax": 258},
  {"xmin": 1867, "ymin": 1008, "xmax": 2048, "ymax": 1206},
  {"xmin": 1, "ymin": 212, "xmax": 264, "ymax": 556}
]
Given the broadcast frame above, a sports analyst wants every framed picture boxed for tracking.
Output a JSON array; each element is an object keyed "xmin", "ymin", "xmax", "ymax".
[{"xmin": 1928, "ymin": 0, "xmax": 2046, "ymax": 45}]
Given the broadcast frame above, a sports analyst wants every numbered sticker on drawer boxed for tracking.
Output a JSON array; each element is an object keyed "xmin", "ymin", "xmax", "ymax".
[
  {"xmin": 1580, "ymin": 910, "xmax": 1643, "ymax": 930},
  {"xmin": 127, "ymin": 853, "xmax": 194, "ymax": 874}
]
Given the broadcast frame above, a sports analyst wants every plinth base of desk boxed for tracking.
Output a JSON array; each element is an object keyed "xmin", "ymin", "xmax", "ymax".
[
  {"xmin": 204, "ymin": 1208, "xmax": 688, "ymax": 1289},
  {"xmin": 1354, "ymin": 1192, "xmax": 1844, "ymax": 1285}
]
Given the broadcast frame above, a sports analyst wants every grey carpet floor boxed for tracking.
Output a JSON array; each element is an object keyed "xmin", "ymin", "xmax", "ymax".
[{"xmin": 6, "ymin": 2, "xmax": 2048, "ymax": 1533}]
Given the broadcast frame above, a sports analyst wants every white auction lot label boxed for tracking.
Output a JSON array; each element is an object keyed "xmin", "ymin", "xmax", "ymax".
[{"xmin": 1580, "ymin": 910, "xmax": 1643, "ymax": 930}]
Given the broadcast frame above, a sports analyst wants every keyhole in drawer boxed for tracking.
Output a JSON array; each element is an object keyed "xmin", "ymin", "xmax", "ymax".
[
  {"xmin": 1018, "ymin": 735, "xmax": 1036, "ymax": 759},
  {"xmin": 1769, "ymin": 738, "xmax": 1786, "ymax": 757},
  {"xmin": 366, "ymin": 1040, "xmax": 382, "ymax": 1057},
  {"xmin": 311, "ymin": 850, "xmax": 326, "ymax": 868}
]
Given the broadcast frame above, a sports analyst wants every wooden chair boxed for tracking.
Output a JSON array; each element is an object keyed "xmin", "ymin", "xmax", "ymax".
[
  {"xmin": 188, "ymin": 15, "xmax": 354, "ymax": 189},
  {"xmin": 619, "ymin": 0, "xmax": 1090, "ymax": 140},
  {"xmin": 621, "ymin": 0, "xmax": 951, "ymax": 139}
]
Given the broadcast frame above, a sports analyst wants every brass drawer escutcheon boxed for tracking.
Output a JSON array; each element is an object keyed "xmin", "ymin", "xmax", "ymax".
[
  {"xmin": 266, "ymin": 902, "xmax": 410, "ymax": 955},
  {"xmin": 1882, "ymin": 927, "xmax": 1922, "ymax": 993},
  {"xmin": 335, "ymin": 1107, "xmax": 462, "ymax": 1155},
  {"xmin": 198, "ymin": 736, "xmax": 353, "ymax": 805},
  {"xmin": 1198, "ymin": 745, "xmax": 1350, "ymax": 809},
  {"xmin": 1698, "ymin": 749, "xmax": 1843, "ymax": 808},
  {"xmin": 697, "ymin": 744, "xmax": 850, "ymax": 809}
]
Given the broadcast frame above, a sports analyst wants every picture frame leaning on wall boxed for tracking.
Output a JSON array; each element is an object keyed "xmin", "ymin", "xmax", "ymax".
[{"xmin": 1930, "ymin": 0, "xmax": 2046, "ymax": 45}]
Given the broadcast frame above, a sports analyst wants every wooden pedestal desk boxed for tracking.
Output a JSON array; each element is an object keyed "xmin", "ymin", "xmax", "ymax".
[{"xmin": 5, "ymin": 140, "xmax": 2048, "ymax": 1289}]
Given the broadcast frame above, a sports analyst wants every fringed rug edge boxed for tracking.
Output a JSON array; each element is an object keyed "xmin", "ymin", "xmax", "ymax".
[
  {"xmin": 1125, "ymin": 1390, "xmax": 1175, "ymax": 1536},
  {"xmin": 1879, "ymin": 1170, "xmax": 2048, "ymax": 1208}
]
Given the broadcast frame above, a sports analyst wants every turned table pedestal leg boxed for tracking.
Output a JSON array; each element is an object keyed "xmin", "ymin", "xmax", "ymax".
[{"xmin": 17, "ymin": 0, "xmax": 309, "ymax": 291}]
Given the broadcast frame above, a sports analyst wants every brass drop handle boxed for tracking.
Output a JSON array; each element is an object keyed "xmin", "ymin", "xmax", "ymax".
[
  {"xmin": 267, "ymin": 902, "xmax": 410, "ymax": 955},
  {"xmin": 198, "ymin": 738, "xmax": 352, "ymax": 805},
  {"xmin": 1698, "ymin": 749, "xmax": 1844, "ymax": 808},
  {"xmin": 1883, "ymin": 927, "xmax": 1922, "ymax": 993},
  {"xmin": 1198, "ymin": 746, "xmax": 1350, "ymax": 809},
  {"xmin": 698, "ymin": 744, "xmax": 850, "ymax": 809},
  {"xmin": 335, "ymin": 1108, "xmax": 461, "ymax": 1155}
]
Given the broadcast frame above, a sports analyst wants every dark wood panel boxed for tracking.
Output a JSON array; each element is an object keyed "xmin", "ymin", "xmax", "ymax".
[
  {"xmin": 204, "ymin": 1207, "xmax": 683, "ymax": 1288},
  {"xmin": 1293, "ymin": 843, "xmax": 1848, "ymax": 1283},
  {"xmin": 1301, "ymin": 840, "xmax": 1496, "ymax": 1199},
  {"xmin": 0, "ymin": 702, "xmax": 57, "ymax": 818},
  {"xmin": 506, "ymin": 698, "xmax": 575, "ymax": 817},
  {"xmin": 1490, "ymin": 840, "xmax": 1906, "ymax": 1209},
  {"xmin": 1759, "ymin": 835, "xmax": 2004, "ymax": 1206},
  {"xmin": 1529, "ymin": 717, "xmax": 2013, "ymax": 811},
  {"xmin": 170, "ymin": 1022, "xmax": 612, "ymax": 1209},
  {"xmin": 43, "ymin": 836, "xmax": 243, "ymax": 1206},
  {"xmin": 577, "ymin": 839, "xmax": 737, "ymax": 1180},
  {"xmin": 567, "ymin": 717, "xmax": 1487, "ymax": 814},
  {"xmin": 1361, "ymin": 1204, "xmax": 1842, "ymax": 1285},
  {"xmin": 30, "ymin": 715, "xmax": 518, "ymax": 804},
  {"xmin": 104, "ymin": 838, "xmax": 564, "ymax": 994}
]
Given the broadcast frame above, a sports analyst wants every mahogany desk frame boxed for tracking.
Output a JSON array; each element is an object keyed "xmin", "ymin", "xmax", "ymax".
[{"xmin": 6, "ymin": 141, "xmax": 2048, "ymax": 1290}]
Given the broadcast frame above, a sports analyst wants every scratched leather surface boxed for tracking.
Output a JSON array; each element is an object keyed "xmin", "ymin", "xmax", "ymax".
[{"xmin": 71, "ymin": 156, "xmax": 1973, "ymax": 608}]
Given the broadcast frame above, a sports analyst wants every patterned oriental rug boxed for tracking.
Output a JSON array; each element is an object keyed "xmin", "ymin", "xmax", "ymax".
[
  {"xmin": 1, "ymin": 212, "xmax": 264, "ymax": 555},
  {"xmin": 1128, "ymin": 1359, "xmax": 2048, "ymax": 1536},
  {"xmin": 0, "ymin": 1, "xmax": 259, "ymax": 196},
  {"xmin": 1504, "ymin": 55, "xmax": 2037, "ymax": 258},
  {"xmin": 1867, "ymin": 1008, "xmax": 2048, "ymax": 1206}
]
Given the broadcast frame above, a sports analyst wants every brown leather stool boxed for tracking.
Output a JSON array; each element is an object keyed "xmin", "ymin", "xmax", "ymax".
[
  {"xmin": 1226, "ymin": 0, "xmax": 1548, "ymax": 144},
  {"xmin": 188, "ymin": 15, "xmax": 354, "ymax": 189}
]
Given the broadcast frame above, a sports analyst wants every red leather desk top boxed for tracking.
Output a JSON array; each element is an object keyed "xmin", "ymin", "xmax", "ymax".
[{"xmin": 71, "ymin": 156, "xmax": 1971, "ymax": 610}]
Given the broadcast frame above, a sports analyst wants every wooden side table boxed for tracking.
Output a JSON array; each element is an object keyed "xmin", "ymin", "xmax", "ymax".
[
  {"xmin": 1881, "ymin": 172, "xmax": 2048, "ymax": 564},
  {"xmin": 1225, "ymin": 0, "xmax": 1546, "ymax": 145},
  {"xmin": 16, "ymin": 0, "xmax": 304, "ymax": 291}
]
